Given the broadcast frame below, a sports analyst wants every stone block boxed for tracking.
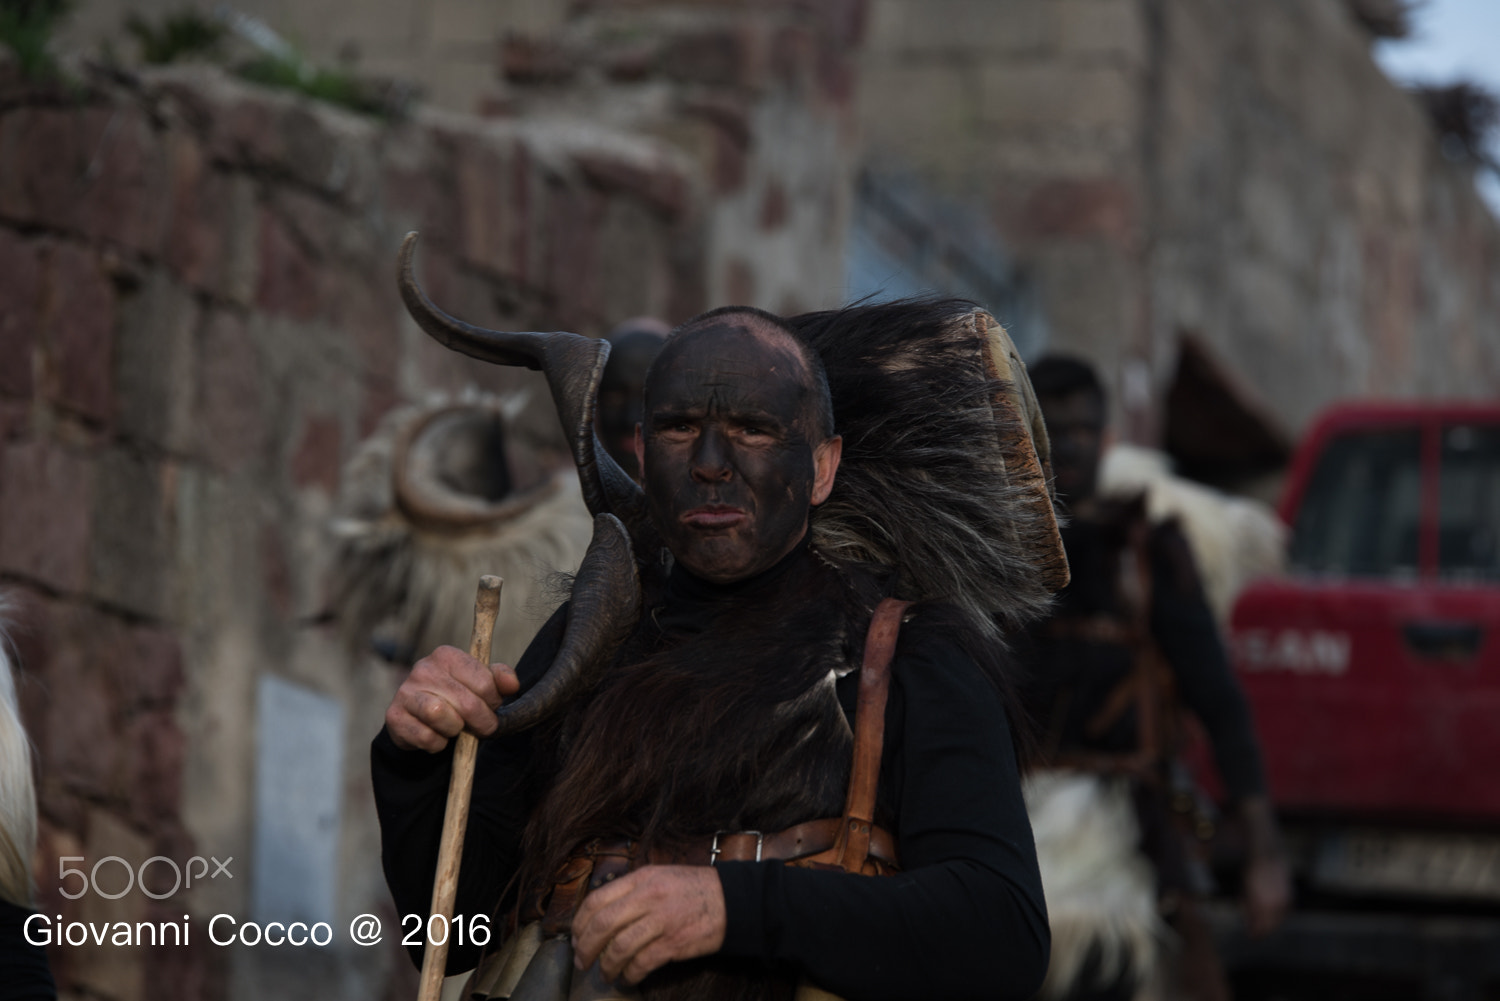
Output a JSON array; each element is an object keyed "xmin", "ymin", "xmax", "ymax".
[
  {"xmin": 978, "ymin": 59, "xmax": 1140, "ymax": 130},
  {"xmin": 37, "ymin": 603, "xmax": 119, "ymax": 803},
  {"xmin": 74, "ymin": 104, "xmax": 171, "ymax": 257},
  {"xmin": 115, "ymin": 709, "xmax": 186, "ymax": 833},
  {"xmin": 0, "ymin": 106, "xmax": 109, "ymax": 232},
  {"xmin": 115, "ymin": 269, "xmax": 199, "ymax": 456},
  {"xmin": 856, "ymin": 61, "xmax": 978, "ymax": 168},
  {"xmin": 163, "ymin": 133, "xmax": 227, "ymax": 293},
  {"xmin": 1057, "ymin": 0, "xmax": 1148, "ymax": 63},
  {"xmin": 195, "ymin": 311, "xmax": 264, "ymax": 474},
  {"xmin": 110, "ymin": 622, "xmax": 185, "ymax": 713},
  {"xmin": 42, "ymin": 241, "xmax": 117, "ymax": 425},
  {"xmin": 575, "ymin": 149, "xmax": 692, "ymax": 221},
  {"xmin": 290, "ymin": 413, "xmax": 343, "ymax": 493},
  {"xmin": 864, "ymin": 0, "xmax": 1050, "ymax": 56},
  {"xmin": 1017, "ymin": 177, "xmax": 1138, "ymax": 245},
  {"xmin": 89, "ymin": 449, "xmax": 173, "ymax": 621},
  {"xmin": 0, "ymin": 439, "xmax": 92, "ymax": 593},
  {"xmin": 660, "ymin": 24, "xmax": 757, "ymax": 89},
  {"xmin": 0, "ymin": 228, "xmax": 41, "ymax": 397},
  {"xmin": 452, "ymin": 130, "xmax": 517, "ymax": 277},
  {"xmin": 255, "ymin": 205, "xmax": 322, "ymax": 321},
  {"xmin": 329, "ymin": 268, "xmax": 402, "ymax": 387}
]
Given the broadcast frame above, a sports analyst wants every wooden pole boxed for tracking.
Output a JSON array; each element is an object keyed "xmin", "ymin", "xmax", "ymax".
[{"xmin": 417, "ymin": 574, "xmax": 503, "ymax": 1001}]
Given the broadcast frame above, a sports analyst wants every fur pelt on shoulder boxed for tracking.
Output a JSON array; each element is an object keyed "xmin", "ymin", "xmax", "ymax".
[{"xmin": 1099, "ymin": 444, "xmax": 1285, "ymax": 623}]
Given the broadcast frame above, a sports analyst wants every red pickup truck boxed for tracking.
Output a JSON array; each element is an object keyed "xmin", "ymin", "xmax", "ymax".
[{"xmin": 1217, "ymin": 402, "xmax": 1500, "ymax": 997}]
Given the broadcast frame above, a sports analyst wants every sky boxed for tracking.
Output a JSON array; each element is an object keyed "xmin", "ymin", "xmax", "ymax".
[{"xmin": 1373, "ymin": 0, "xmax": 1500, "ymax": 212}]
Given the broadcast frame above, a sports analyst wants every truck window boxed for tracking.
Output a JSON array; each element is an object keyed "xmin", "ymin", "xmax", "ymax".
[
  {"xmin": 1289, "ymin": 428, "xmax": 1422, "ymax": 577},
  {"xmin": 1440, "ymin": 423, "xmax": 1500, "ymax": 579}
]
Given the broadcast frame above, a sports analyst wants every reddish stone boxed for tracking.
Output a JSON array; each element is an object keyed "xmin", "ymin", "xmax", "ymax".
[
  {"xmin": 725, "ymin": 257, "xmax": 755, "ymax": 305},
  {"xmin": 39, "ymin": 604, "xmax": 119, "ymax": 801},
  {"xmin": 291, "ymin": 413, "xmax": 342, "ymax": 492},
  {"xmin": 760, "ymin": 178, "xmax": 789, "ymax": 231},
  {"xmin": 661, "ymin": 27, "xmax": 752, "ymax": 89},
  {"xmin": 116, "ymin": 709, "xmax": 185, "ymax": 829},
  {"xmin": 0, "ymin": 400, "xmax": 29, "ymax": 441},
  {"xmin": 500, "ymin": 34, "xmax": 578, "ymax": 84},
  {"xmin": 510, "ymin": 144, "xmax": 535, "ymax": 286},
  {"xmin": 196, "ymin": 311, "xmax": 263, "ymax": 473},
  {"xmin": 1017, "ymin": 178, "xmax": 1137, "ymax": 246},
  {"xmin": 75, "ymin": 106, "xmax": 170, "ymax": 257},
  {"xmin": 43, "ymin": 241, "xmax": 117, "ymax": 424},
  {"xmin": 0, "ymin": 107, "xmax": 109, "ymax": 231},
  {"xmin": 769, "ymin": 25, "xmax": 814, "ymax": 91},
  {"xmin": 543, "ymin": 182, "xmax": 606, "ymax": 329},
  {"xmin": 0, "ymin": 439, "xmax": 92, "ymax": 592},
  {"xmin": 163, "ymin": 134, "xmax": 226, "ymax": 292},
  {"xmin": 815, "ymin": 35, "xmax": 856, "ymax": 106},
  {"xmin": 332, "ymin": 269, "xmax": 401, "ymax": 385},
  {"xmin": 110, "ymin": 623, "xmax": 185, "ymax": 712},
  {"xmin": 262, "ymin": 523, "xmax": 292, "ymax": 617},
  {"xmin": 575, "ymin": 152, "xmax": 691, "ymax": 222},
  {"xmin": 255, "ymin": 206, "xmax": 321, "ymax": 320},
  {"xmin": 0, "ymin": 229, "xmax": 41, "ymax": 397},
  {"xmin": 358, "ymin": 380, "xmax": 401, "ymax": 438},
  {"xmin": 453, "ymin": 134, "xmax": 512, "ymax": 276}
]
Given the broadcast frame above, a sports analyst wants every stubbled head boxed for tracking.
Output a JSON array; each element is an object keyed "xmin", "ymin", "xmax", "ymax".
[
  {"xmin": 1030, "ymin": 354, "xmax": 1107, "ymax": 505},
  {"xmin": 596, "ymin": 317, "xmax": 671, "ymax": 481},
  {"xmin": 634, "ymin": 307, "xmax": 841, "ymax": 584}
]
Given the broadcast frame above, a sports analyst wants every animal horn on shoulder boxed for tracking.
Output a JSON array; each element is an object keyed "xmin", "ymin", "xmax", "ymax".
[
  {"xmin": 397, "ymin": 233, "xmax": 655, "ymax": 553},
  {"xmin": 491, "ymin": 513, "xmax": 641, "ymax": 736}
]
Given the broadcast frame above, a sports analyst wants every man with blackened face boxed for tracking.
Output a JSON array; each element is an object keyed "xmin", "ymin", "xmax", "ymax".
[
  {"xmin": 634, "ymin": 308, "xmax": 841, "ymax": 584},
  {"xmin": 374, "ymin": 301, "xmax": 1050, "ymax": 1001}
]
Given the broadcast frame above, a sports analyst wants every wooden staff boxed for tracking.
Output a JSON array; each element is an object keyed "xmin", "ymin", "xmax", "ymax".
[{"xmin": 418, "ymin": 574, "xmax": 503, "ymax": 1001}]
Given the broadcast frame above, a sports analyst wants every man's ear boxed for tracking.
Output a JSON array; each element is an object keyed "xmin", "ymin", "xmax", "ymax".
[
  {"xmin": 811, "ymin": 435, "xmax": 842, "ymax": 506},
  {"xmin": 633, "ymin": 424, "xmax": 646, "ymax": 476}
]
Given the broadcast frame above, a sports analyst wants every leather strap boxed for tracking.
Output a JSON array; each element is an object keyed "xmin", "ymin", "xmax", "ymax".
[
  {"xmin": 525, "ymin": 596, "xmax": 912, "ymax": 926},
  {"xmin": 797, "ymin": 597, "xmax": 911, "ymax": 874}
]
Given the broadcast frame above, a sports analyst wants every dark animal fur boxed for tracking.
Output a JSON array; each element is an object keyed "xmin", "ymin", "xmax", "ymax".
[
  {"xmin": 520, "ymin": 553, "xmax": 883, "ymax": 1001},
  {"xmin": 790, "ymin": 298, "xmax": 1062, "ymax": 639}
]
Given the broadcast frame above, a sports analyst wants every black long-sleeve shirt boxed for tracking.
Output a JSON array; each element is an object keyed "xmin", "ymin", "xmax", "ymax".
[
  {"xmin": 371, "ymin": 559, "xmax": 1049, "ymax": 1001},
  {"xmin": 1017, "ymin": 514, "xmax": 1268, "ymax": 801}
]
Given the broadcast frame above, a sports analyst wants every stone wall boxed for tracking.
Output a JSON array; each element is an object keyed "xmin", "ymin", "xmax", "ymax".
[
  {"xmin": 0, "ymin": 62, "xmax": 706, "ymax": 1001},
  {"xmin": 858, "ymin": 0, "xmax": 1500, "ymax": 446}
]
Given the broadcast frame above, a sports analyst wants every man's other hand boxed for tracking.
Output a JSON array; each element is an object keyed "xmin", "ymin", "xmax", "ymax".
[
  {"xmin": 384, "ymin": 645, "xmax": 519, "ymax": 752},
  {"xmin": 1243, "ymin": 852, "xmax": 1291, "ymax": 938},
  {"xmin": 571, "ymin": 866, "xmax": 726, "ymax": 985}
]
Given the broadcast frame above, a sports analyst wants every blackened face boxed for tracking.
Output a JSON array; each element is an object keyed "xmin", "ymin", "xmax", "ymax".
[
  {"xmin": 1039, "ymin": 388, "xmax": 1105, "ymax": 503},
  {"xmin": 640, "ymin": 321, "xmax": 821, "ymax": 583}
]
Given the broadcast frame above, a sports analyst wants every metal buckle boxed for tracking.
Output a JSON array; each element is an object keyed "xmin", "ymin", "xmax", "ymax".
[{"xmin": 709, "ymin": 831, "xmax": 764, "ymax": 865}]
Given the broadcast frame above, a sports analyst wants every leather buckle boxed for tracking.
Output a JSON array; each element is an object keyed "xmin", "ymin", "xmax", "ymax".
[{"xmin": 709, "ymin": 831, "xmax": 763, "ymax": 865}]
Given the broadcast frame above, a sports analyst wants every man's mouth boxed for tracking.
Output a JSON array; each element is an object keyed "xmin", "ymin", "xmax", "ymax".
[{"xmin": 681, "ymin": 505, "xmax": 748, "ymax": 529}]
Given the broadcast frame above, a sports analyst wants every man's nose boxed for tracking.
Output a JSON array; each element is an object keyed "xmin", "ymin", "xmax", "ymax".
[{"xmin": 690, "ymin": 426, "xmax": 732, "ymax": 482}]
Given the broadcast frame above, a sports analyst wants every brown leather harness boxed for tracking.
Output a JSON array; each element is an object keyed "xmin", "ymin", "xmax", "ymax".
[{"xmin": 508, "ymin": 597, "xmax": 911, "ymax": 952}]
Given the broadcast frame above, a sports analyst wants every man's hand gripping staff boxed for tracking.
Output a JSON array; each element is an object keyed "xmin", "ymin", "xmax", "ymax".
[
  {"xmin": 395, "ymin": 513, "xmax": 643, "ymax": 1000},
  {"xmin": 415, "ymin": 575, "xmax": 503, "ymax": 1001}
]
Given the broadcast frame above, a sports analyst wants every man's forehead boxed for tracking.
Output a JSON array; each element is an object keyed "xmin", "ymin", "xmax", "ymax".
[{"xmin": 647, "ymin": 318, "xmax": 812, "ymax": 403}]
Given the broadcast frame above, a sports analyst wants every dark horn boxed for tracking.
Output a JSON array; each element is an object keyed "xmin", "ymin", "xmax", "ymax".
[
  {"xmin": 398, "ymin": 232, "xmax": 548, "ymax": 370},
  {"xmin": 397, "ymin": 234, "xmax": 658, "ymax": 556},
  {"xmin": 491, "ymin": 513, "xmax": 641, "ymax": 736}
]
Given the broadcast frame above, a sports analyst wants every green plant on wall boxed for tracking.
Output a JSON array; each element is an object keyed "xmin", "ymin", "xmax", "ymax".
[{"xmin": 0, "ymin": 0, "xmax": 73, "ymax": 80}]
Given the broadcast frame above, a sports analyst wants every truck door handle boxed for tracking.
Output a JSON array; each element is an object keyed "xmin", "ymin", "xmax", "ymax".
[{"xmin": 1402, "ymin": 621, "xmax": 1484, "ymax": 660}]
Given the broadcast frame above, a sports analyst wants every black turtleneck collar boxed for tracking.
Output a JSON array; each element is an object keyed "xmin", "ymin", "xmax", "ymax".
[{"xmin": 654, "ymin": 532, "xmax": 814, "ymax": 638}]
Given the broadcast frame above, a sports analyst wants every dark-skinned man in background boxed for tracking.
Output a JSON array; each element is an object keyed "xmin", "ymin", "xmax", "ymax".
[
  {"xmin": 372, "ymin": 305, "xmax": 1051, "ymax": 1001},
  {"xmin": 1017, "ymin": 355, "xmax": 1290, "ymax": 1001}
]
